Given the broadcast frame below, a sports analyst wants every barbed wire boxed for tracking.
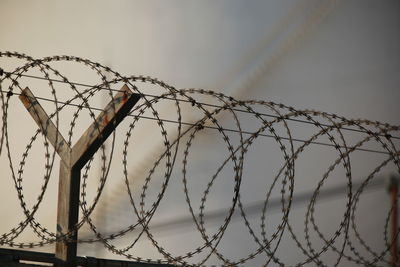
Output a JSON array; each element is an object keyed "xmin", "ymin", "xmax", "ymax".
[
  {"xmin": 5, "ymin": 71, "xmax": 400, "ymax": 143},
  {"xmin": 0, "ymin": 51, "xmax": 399, "ymax": 266}
]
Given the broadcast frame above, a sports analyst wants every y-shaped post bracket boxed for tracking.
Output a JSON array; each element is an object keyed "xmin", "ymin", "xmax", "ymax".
[{"xmin": 19, "ymin": 85, "xmax": 140, "ymax": 266}]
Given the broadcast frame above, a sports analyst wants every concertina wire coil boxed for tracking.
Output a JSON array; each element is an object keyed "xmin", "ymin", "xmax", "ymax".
[{"xmin": 0, "ymin": 51, "xmax": 399, "ymax": 266}]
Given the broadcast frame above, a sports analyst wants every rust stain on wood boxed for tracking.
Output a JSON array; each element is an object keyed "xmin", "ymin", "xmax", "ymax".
[
  {"xmin": 103, "ymin": 114, "xmax": 109, "ymax": 125},
  {"xmin": 19, "ymin": 92, "xmax": 31, "ymax": 108},
  {"xmin": 122, "ymin": 91, "xmax": 128, "ymax": 102}
]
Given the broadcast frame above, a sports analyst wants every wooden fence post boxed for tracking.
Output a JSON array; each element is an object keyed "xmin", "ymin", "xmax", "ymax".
[{"xmin": 20, "ymin": 85, "xmax": 141, "ymax": 266}]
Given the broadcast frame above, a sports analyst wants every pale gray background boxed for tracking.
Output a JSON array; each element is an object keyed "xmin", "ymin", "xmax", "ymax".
[{"xmin": 0, "ymin": 0, "xmax": 399, "ymax": 266}]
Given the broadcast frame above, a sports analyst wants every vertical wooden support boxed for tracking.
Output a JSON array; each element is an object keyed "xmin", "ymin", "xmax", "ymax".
[
  {"xmin": 389, "ymin": 176, "xmax": 399, "ymax": 267},
  {"xmin": 56, "ymin": 161, "xmax": 79, "ymax": 264},
  {"xmin": 19, "ymin": 85, "xmax": 141, "ymax": 266}
]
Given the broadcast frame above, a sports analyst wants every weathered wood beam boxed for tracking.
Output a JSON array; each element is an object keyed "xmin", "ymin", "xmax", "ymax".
[
  {"xmin": 72, "ymin": 84, "xmax": 140, "ymax": 169},
  {"xmin": 19, "ymin": 88, "xmax": 71, "ymax": 162},
  {"xmin": 55, "ymin": 159, "xmax": 79, "ymax": 265}
]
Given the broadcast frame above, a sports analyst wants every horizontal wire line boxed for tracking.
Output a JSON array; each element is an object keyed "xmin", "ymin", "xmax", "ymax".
[
  {"xmin": 4, "ymin": 71, "xmax": 400, "ymax": 141},
  {"xmin": 0, "ymin": 89, "xmax": 392, "ymax": 155}
]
